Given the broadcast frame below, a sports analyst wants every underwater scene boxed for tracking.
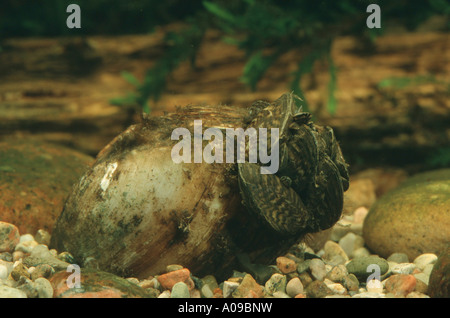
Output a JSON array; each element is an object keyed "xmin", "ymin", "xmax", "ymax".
[{"xmin": 0, "ymin": 0, "xmax": 449, "ymax": 303}]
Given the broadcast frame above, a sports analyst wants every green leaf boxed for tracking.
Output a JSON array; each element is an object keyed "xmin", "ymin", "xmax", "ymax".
[
  {"xmin": 120, "ymin": 71, "xmax": 141, "ymax": 87},
  {"xmin": 142, "ymin": 101, "xmax": 151, "ymax": 114},
  {"xmin": 203, "ymin": 1, "xmax": 237, "ymax": 24},
  {"xmin": 109, "ymin": 92, "xmax": 139, "ymax": 106},
  {"xmin": 240, "ymin": 50, "xmax": 280, "ymax": 91},
  {"xmin": 326, "ymin": 54, "xmax": 337, "ymax": 115},
  {"xmin": 290, "ymin": 48, "xmax": 328, "ymax": 112}
]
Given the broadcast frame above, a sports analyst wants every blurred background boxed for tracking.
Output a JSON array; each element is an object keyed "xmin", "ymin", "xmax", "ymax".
[{"xmin": 1, "ymin": 0, "xmax": 449, "ymax": 173}]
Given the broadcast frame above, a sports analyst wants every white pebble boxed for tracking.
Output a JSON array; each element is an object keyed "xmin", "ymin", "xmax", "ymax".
[
  {"xmin": 309, "ymin": 259, "xmax": 327, "ymax": 281},
  {"xmin": 286, "ymin": 277, "xmax": 303, "ymax": 297},
  {"xmin": 352, "ymin": 291, "xmax": 385, "ymax": 298},
  {"xmin": 423, "ymin": 264, "xmax": 434, "ymax": 276},
  {"xmin": 366, "ymin": 279, "xmax": 383, "ymax": 293},
  {"xmin": 0, "ymin": 265, "xmax": 8, "ymax": 280},
  {"xmin": 327, "ymin": 283, "xmax": 347, "ymax": 295},
  {"xmin": 19, "ymin": 234, "xmax": 34, "ymax": 243},
  {"xmin": 158, "ymin": 290, "xmax": 171, "ymax": 298},
  {"xmin": 413, "ymin": 253, "xmax": 437, "ymax": 271},
  {"xmin": 353, "ymin": 207, "xmax": 369, "ymax": 224},
  {"xmin": 323, "ymin": 278, "xmax": 334, "ymax": 285},
  {"xmin": 223, "ymin": 281, "xmax": 239, "ymax": 298},
  {"xmin": 352, "ymin": 247, "xmax": 370, "ymax": 258},
  {"xmin": 391, "ymin": 263, "xmax": 416, "ymax": 275},
  {"xmin": 339, "ymin": 233, "xmax": 364, "ymax": 258},
  {"xmin": 273, "ymin": 291, "xmax": 290, "ymax": 298}
]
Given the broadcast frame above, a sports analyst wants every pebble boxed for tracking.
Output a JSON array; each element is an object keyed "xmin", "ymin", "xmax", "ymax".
[
  {"xmin": 14, "ymin": 240, "xmax": 38, "ymax": 253},
  {"xmin": 326, "ymin": 265, "xmax": 348, "ymax": 283},
  {"xmin": 223, "ymin": 281, "xmax": 239, "ymax": 298},
  {"xmin": 366, "ymin": 278, "xmax": 383, "ymax": 293},
  {"xmin": 158, "ymin": 290, "xmax": 171, "ymax": 298},
  {"xmin": 352, "ymin": 247, "xmax": 370, "ymax": 259},
  {"xmin": 305, "ymin": 280, "xmax": 333, "ymax": 298},
  {"xmin": 264, "ymin": 273, "xmax": 286, "ymax": 296},
  {"xmin": 338, "ymin": 233, "xmax": 364, "ymax": 258},
  {"xmin": 362, "ymin": 169, "xmax": 450, "ymax": 261},
  {"xmin": 19, "ymin": 234, "xmax": 34, "ymax": 243},
  {"xmin": 34, "ymin": 277, "xmax": 54, "ymax": 298},
  {"xmin": 57, "ymin": 251, "xmax": 75, "ymax": 264},
  {"xmin": 422, "ymin": 263, "xmax": 434, "ymax": 277},
  {"xmin": 171, "ymin": 282, "xmax": 190, "ymax": 298},
  {"xmin": 413, "ymin": 278, "xmax": 428, "ymax": 294},
  {"xmin": 12, "ymin": 251, "xmax": 24, "ymax": 262},
  {"xmin": 0, "ymin": 222, "xmax": 20, "ymax": 253},
  {"xmin": 353, "ymin": 207, "xmax": 369, "ymax": 224},
  {"xmin": 352, "ymin": 291, "xmax": 385, "ymax": 298},
  {"xmin": 387, "ymin": 252, "xmax": 409, "ymax": 263},
  {"xmin": 201, "ymin": 284, "xmax": 214, "ymax": 298},
  {"xmin": 157, "ymin": 268, "xmax": 193, "ymax": 291},
  {"xmin": 201, "ymin": 275, "xmax": 219, "ymax": 291},
  {"xmin": 30, "ymin": 263, "xmax": 55, "ymax": 281},
  {"xmin": 151, "ymin": 277, "xmax": 161, "ymax": 289},
  {"xmin": 146, "ymin": 287, "xmax": 161, "ymax": 298},
  {"xmin": 23, "ymin": 244, "xmax": 70, "ymax": 271},
  {"xmin": 272, "ymin": 291, "xmax": 290, "ymax": 298},
  {"xmin": 326, "ymin": 283, "xmax": 347, "ymax": 295},
  {"xmin": 126, "ymin": 277, "xmax": 139, "ymax": 285},
  {"xmin": 413, "ymin": 272, "xmax": 430, "ymax": 285},
  {"xmin": 232, "ymin": 274, "xmax": 263, "ymax": 298},
  {"xmin": 385, "ymin": 274, "xmax": 417, "ymax": 297},
  {"xmin": 341, "ymin": 274, "xmax": 360, "ymax": 292},
  {"xmin": 11, "ymin": 262, "xmax": 30, "ymax": 281},
  {"xmin": 166, "ymin": 264, "xmax": 184, "ymax": 272},
  {"xmin": 391, "ymin": 263, "xmax": 417, "ymax": 275},
  {"xmin": 297, "ymin": 272, "xmax": 313, "ymax": 288},
  {"xmin": 296, "ymin": 260, "xmax": 311, "ymax": 274},
  {"xmin": 309, "ymin": 259, "xmax": 327, "ymax": 281},
  {"xmin": 406, "ymin": 291, "xmax": 430, "ymax": 298},
  {"xmin": 0, "ymin": 264, "xmax": 9, "ymax": 280},
  {"xmin": 50, "ymin": 269, "xmax": 149, "ymax": 298},
  {"xmin": 325, "ymin": 294, "xmax": 351, "ymax": 298},
  {"xmin": 0, "ymin": 252, "xmax": 12, "ymax": 262},
  {"xmin": 34, "ymin": 229, "xmax": 51, "ymax": 246},
  {"xmin": 276, "ymin": 256, "xmax": 296, "ymax": 274},
  {"xmin": 413, "ymin": 253, "xmax": 438, "ymax": 271},
  {"xmin": 0, "ymin": 285, "xmax": 27, "ymax": 298},
  {"xmin": 190, "ymin": 288, "xmax": 201, "ymax": 298},
  {"xmin": 286, "ymin": 277, "xmax": 303, "ymax": 297},
  {"xmin": 213, "ymin": 287, "xmax": 223, "ymax": 298},
  {"xmin": 322, "ymin": 241, "xmax": 349, "ymax": 265},
  {"xmin": 346, "ymin": 256, "xmax": 389, "ymax": 281}
]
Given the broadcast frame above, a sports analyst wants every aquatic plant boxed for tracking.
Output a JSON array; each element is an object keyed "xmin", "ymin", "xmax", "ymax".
[
  {"xmin": 110, "ymin": 0, "xmax": 447, "ymax": 113},
  {"xmin": 2, "ymin": 0, "xmax": 447, "ymax": 113}
]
